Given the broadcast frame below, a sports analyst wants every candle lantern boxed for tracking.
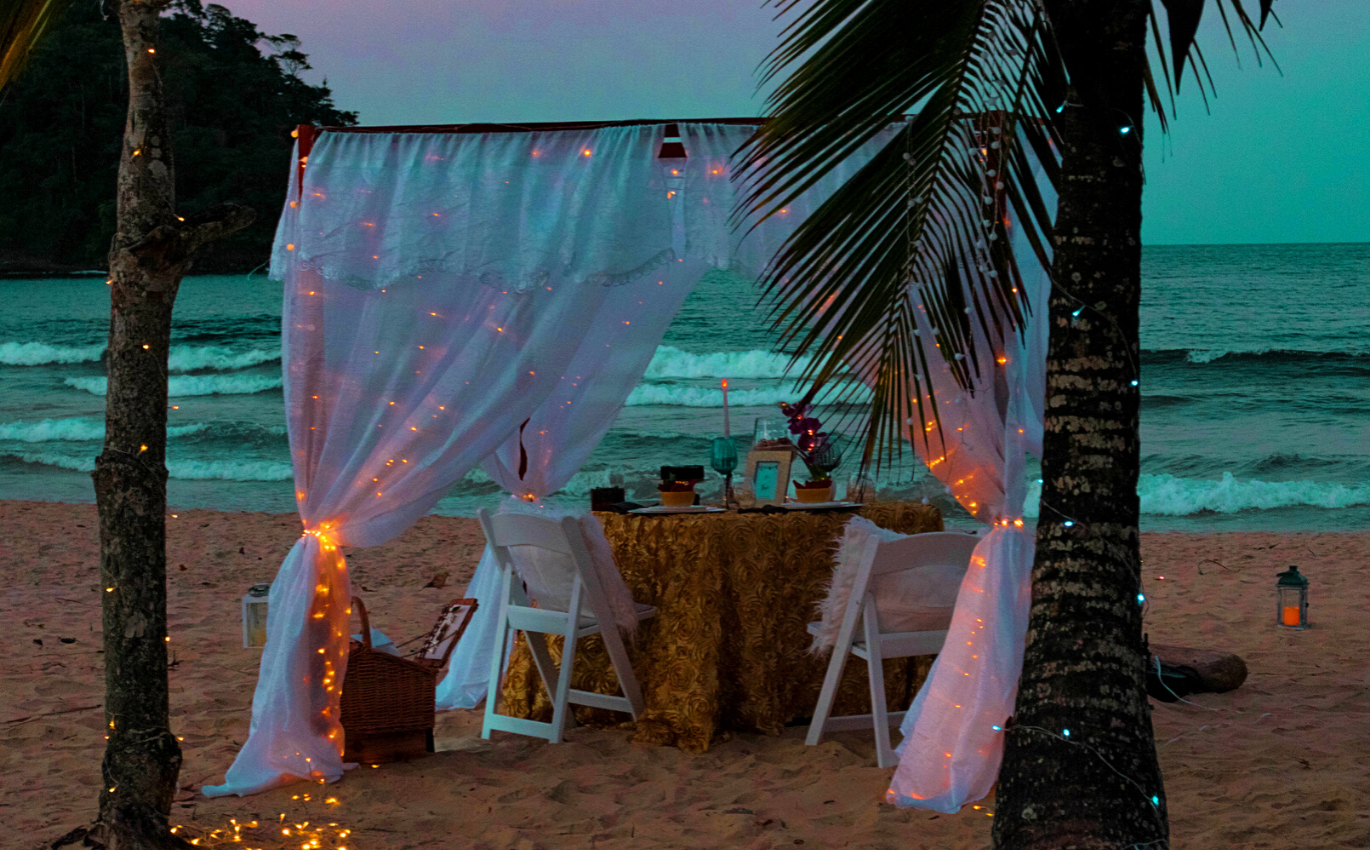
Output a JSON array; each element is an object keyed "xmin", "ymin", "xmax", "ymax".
[
  {"xmin": 1275, "ymin": 565, "xmax": 1308, "ymax": 630},
  {"xmin": 242, "ymin": 583, "xmax": 271, "ymax": 648}
]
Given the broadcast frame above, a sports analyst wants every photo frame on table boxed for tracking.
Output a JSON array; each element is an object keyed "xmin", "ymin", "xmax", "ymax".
[{"xmin": 744, "ymin": 449, "xmax": 794, "ymax": 507}]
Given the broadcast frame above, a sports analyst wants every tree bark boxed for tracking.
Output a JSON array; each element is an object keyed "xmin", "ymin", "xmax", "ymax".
[
  {"xmin": 84, "ymin": 2, "xmax": 252, "ymax": 847},
  {"xmin": 993, "ymin": 2, "xmax": 1167, "ymax": 849}
]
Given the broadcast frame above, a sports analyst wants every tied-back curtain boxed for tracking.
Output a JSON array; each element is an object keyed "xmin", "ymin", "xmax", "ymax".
[
  {"xmin": 884, "ymin": 136, "xmax": 1056, "ymax": 813},
  {"xmin": 206, "ymin": 124, "xmax": 716, "ymax": 797}
]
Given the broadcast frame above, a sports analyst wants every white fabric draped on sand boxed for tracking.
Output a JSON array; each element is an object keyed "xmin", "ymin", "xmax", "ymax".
[
  {"xmin": 884, "ymin": 141, "xmax": 1055, "ymax": 812},
  {"xmin": 205, "ymin": 121, "xmax": 905, "ymax": 796}
]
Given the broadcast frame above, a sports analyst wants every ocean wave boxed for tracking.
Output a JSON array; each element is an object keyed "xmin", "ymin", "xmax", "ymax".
[
  {"xmin": 1021, "ymin": 472, "xmax": 1370, "ymax": 517},
  {"xmin": 0, "ymin": 417, "xmax": 210, "ymax": 442},
  {"xmin": 1, "ymin": 451, "xmax": 293, "ymax": 481},
  {"xmin": 625, "ymin": 382, "xmax": 870, "ymax": 407},
  {"xmin": 643, "ymin": 346, "xmax": 812, "ymax": 380},
  {"xmin": 165, "ymin": 459, "xmax": 293, "ymax": 481},
  {"xmin": 1143, "ymin": 348, "xmax": 1370, "ymax": 366},
  {"xmin": 0, "ymin": 342, "xmax": 104, "ymax": 365},
  {"xmin": 2, "ymin": 341, "xmax": 278, "ymax": 371},
  {"xmin": 65, "ymin": 374, "xmax": 283, "ymax": 397},
  {"xmin": 167, "ymin": 345, "xmax": 279, "ymax": 372}
]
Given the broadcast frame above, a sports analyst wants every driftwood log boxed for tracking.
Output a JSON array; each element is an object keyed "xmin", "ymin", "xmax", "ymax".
[{"xmin": 1148, "ymin": 643, "xmax": 1249, "ymax": 701}]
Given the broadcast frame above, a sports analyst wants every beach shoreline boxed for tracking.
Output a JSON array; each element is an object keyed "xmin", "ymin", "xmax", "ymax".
[{"xmin": 3, "ymin": 499, "xmax": 1367, "ymax": 848}]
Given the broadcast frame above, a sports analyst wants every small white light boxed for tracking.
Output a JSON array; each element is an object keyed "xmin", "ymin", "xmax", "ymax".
[
  {"xmin": 1120, "ymin": 126, "xmax": 1132, "ymax": 135},
  {"xmin": 991, "ymin": 724, "xmax": 1002, "ymax": 731},
  {"xmin": 1063, "ymin": 520, "xmax": 1074, "ymax": 527},
  {"xmin": 1062, "ymin": 728, "xmax": 1071, "ymax": 737},
  {"xmin": 1131, "ymin": 379, "xmax": 1139, "ymax": 387},
  {"xmin": 1137, "ymin": 593, "xmax": 1146, "ymax": 604}
]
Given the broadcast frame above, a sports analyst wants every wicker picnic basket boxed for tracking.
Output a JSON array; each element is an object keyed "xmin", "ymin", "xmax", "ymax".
[{"xmin": 339, "ymin": 595, "xmax": 476, "ymax": 762}]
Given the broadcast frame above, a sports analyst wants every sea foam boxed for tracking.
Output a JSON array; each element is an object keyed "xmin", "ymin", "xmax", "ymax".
[
  {"xmin": 0, "ymin": 417, "xmax": 209, "ymax": 442},
  {"xmin": 0, "ymin": 342, "xmax": 105, "ymax": 365},
  {"xmin": 65, "ymin": 374, "xmax": 283, "ymax": 397},
  {"xmin": 1, "ymin": 451, "xmax": 292, "ymax": 481},
  {"xmin": 644, "ymin": 346, "xmax": 812, "ymax": 380},
  {"xmin": 2, "ymin": 341, "xmax": 278, "ymax": 370},
  {"xmin": 625, "ymin": 382, "xmax": 870, "ymax": 407},
  {"xmin": 1021, "ymin": 472, "xmax": 1370, "ymax": 517},
  {"xmin": 167, "ymin": 345, "xmax": 279, "ymax": 372}
]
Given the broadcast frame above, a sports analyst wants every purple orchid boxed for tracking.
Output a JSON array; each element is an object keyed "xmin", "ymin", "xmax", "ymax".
[{"xmin": 779, "ymin": 401, "xmax": 840, "ymax": 479}]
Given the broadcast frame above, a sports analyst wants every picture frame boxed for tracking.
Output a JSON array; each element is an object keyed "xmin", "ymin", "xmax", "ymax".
[{"xmin": 744, "ymin": 449, "xmax": 794, "ymax": 507}]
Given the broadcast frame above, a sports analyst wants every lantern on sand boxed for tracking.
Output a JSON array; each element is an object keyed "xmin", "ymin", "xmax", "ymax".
[
  {"xmin": 242, "ymin": 583, "xmax": 271, "ymax": 648},
  {"xmin": 1275, "ymin": 566, "xmax": 1309, "ymax": 630}
]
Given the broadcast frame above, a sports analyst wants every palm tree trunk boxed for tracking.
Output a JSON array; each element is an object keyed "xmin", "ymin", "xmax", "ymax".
[
  {"xmin": 85, "ymin": 2, "xmax": 252, "ymax": 846},
  {"xmin": 992, "ymin": 2, "xmax": 1167, "ymax": 849}
]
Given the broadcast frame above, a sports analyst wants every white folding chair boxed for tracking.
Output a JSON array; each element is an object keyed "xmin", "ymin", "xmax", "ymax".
[
  {"xmin": 478, "ymin": 509, "xmax": 655, "ymax": 743},
  {"xmin": 806, "ymin": 530, "xmax": 980, "ymax": 767}
]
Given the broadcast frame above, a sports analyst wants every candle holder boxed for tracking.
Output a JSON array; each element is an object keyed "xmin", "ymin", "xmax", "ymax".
[{"xmin": 1275, "ymin": 565, "xmax": 1309, "ymax": 630}]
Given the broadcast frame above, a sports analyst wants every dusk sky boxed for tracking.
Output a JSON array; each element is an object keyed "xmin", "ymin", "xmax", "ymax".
[{"xmin": 228, "ymin": 0, "xmax": 1369, "ymax": 246}]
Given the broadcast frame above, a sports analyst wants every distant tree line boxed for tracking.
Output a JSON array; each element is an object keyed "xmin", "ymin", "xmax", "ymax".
[{"xmin": 0, "ymin": 0, "xmax": 356, "ymax": 274}]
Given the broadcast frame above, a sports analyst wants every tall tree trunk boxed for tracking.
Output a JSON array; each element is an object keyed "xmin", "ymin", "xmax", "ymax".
[
  {"xmin": 992, "ymin": 2, "xmax": 1167, "ymax": 849},
  {"xmin": 78, "ymin": 2, "xmax": 252, "ymax": 847}
]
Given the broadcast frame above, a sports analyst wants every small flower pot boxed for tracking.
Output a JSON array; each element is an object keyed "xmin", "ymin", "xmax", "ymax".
[
  {"xmin": 659, "ymin": 488, "xmax": 696, "ymax": 508},
  {"xmin": 794, "ymin": 482, "xmax": 834, "ymax": 503}
]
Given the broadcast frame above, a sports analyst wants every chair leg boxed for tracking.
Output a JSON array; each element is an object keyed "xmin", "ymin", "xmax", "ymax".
[
  {"xmin": 547, "ymin": 578, "xmax": 583, "ymax": 744},
  {"xmin": 525, "ymin": 630, "xmax": 560, "ymax": 699},
  {"xmin": 481, "ymin": 565, "xmax": 514, "ymax": 740},
  {"xmin": 863, "ymin": 609, "xmax": 894, "ymax": 769},
  {"xmin": 599, "ymin": 618, "xmax": 645, "ymax": 719},
  {"xmin": 806, "ymin": 633, "xmax": 853, "ymax": 747}
]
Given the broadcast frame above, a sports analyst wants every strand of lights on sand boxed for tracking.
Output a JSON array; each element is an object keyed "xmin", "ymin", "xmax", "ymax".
[{"xmin": 168, "ymin": 788, "xmax": 352, "ymax": 848}]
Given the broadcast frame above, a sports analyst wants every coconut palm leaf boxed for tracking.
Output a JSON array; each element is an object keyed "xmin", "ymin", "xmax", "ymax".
[
  {"xmin": 1155, "ymin": 0, "xmax": 1281, "ymax": 96},
  {"xmin": 733, "ymin": 0, "xmax": 1064, "ymax": 470},
  {"xmin": 0, "ymin": 0, "xmax": 76, "ymax": 91}
]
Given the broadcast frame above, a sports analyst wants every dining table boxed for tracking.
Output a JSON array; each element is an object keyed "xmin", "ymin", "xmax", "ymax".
[{"xmin": 498, "ymin": 500, "xmax": 945, "ymax": 752}]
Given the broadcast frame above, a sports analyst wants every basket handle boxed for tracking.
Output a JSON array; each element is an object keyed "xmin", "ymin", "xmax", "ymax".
[{"xmin": 351, "ymin": 596, "xmax": 372, "ymax": 650}]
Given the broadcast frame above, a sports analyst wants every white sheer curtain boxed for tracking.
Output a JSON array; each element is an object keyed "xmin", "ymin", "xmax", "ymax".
[
  {"xmin": 435, "ymin": 259, "xmax": 704, "ymax": 709},
  {"xmin": 203, "ymin": 120, "xmax": 920, "ymax": 794},
  {"xmin": 206, "ymin": 125, "xmax": 710, "ymax": 797},
  {"xmin": 885, "ymin": 140, "xmax": 1055, "ymax": 812},
  {"xmin": 435, "ymin": 121, "xmax": 904, "ymax": 709}
]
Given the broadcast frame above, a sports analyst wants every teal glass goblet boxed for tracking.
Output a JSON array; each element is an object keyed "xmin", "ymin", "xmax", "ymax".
[{"xmin": 710, "ymin": 437, "xmax": 739, "ymax": 508}]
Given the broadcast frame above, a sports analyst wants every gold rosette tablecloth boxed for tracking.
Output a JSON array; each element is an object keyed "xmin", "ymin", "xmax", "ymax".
[{"xmin": 499, "ymin": 502, "xmax": 944, "ymax": 752}]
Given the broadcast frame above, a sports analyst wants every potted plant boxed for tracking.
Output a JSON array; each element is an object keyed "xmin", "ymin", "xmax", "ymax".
[{"xmin": 780, "ymin": 402, "xmax": 843, "ymax": 503}]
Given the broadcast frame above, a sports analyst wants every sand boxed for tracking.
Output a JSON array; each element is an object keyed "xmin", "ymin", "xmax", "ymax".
[{"xmin": 2, "ymin": 499, "xmax": 1367, "ymax": 849}]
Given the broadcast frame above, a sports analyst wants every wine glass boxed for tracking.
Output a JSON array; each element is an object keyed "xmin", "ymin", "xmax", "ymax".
[
  {"xmin": 752, "ymin": 416, "xmax": 787, "ymax": 447},
  {"xmin": 809, "ymin": 439, "xmax": 843, "ymax": 476},
  {"xmin": 710, "ymin": 437, "xmax": 739, "ymax": 508}
]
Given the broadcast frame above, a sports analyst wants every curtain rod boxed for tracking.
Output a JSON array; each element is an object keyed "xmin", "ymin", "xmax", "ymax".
[{"xmin": 311, "ymin": 118, "xmax": 772, "ymax": 134}]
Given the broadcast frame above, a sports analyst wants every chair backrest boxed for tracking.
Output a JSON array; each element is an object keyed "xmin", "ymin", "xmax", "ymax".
[
  {"xmin": 477, "ymin": 508, "xmax": 608, "ymax": 617},
  {"xmin": 868, "ymin": 531, "xmax": 981, "ymax": 577},
  {"xmin": 856, "ymin": 531, "xmax": 981, "ymax": 634},
  {"xmin": 415, "ymin": 597, "xmax": 479, "ymax": 665}
]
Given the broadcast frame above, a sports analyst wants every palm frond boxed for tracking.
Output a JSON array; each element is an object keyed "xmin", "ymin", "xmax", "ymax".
[
  {"xmin": 0, "ymin": 0, "xmax": 75, "ymax": 91},
  {"xmin": 733, "ymin": 0, "xmax": 1063, "ymax": 472},
  {"xmin": 0, "ymin": 0, "xmax": 76, "ymax": 91},
  {"xmin": 1149, "ymin": 0, "xmax": 1281, "ymax": 101}
]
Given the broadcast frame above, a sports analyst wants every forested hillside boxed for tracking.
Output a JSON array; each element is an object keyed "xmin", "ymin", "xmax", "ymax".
[{"xmin": 0, "ymin": 0, "xmax": 356, "ymax": 274}]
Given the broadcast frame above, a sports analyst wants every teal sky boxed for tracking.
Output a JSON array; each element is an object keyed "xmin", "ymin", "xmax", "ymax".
[{"xmin": 230, "ymin": 1, "xmax": 1368, "ymax": 245}]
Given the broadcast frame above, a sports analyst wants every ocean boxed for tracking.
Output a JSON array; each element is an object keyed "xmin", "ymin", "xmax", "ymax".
[{"xmin": 2, "ymin": 243, "xmax": 1368, "ymax": 532}]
